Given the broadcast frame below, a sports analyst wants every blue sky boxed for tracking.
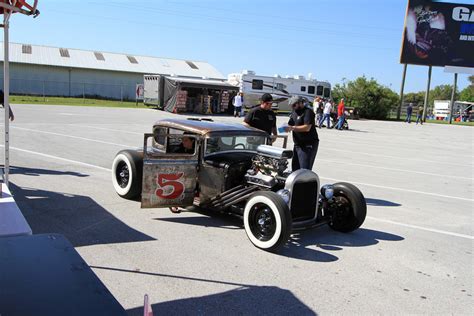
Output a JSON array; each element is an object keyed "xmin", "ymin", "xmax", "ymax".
[{"xmin": 7, "ymin": 0, "xmax": 473, "ymax": 93}]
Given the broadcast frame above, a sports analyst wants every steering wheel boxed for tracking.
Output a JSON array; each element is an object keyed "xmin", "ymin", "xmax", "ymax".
[{"xmin": 234, "ymin": 143, "xmax": 246, "ymax": 149}]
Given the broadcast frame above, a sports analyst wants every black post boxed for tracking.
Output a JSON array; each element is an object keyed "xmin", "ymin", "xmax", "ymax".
[
  {"xmin": 398, "ymin": 64, "xmax": 407, "ymax": 120},
  {"xmin": 422, "ymin": 66, "xmax": 432, "ymax": 122},
  {"xmin": 448, "ymin": 73, "xmax": 458, "ymax": 124}
]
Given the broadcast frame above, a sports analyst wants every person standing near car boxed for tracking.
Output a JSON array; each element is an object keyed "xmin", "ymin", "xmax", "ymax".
[
  {"xmin": 319, "ymin": 98, "xmax": 332, "ymax": 128},
  {"xmin": 406, "ymin": 103, "xmax": 413, "ymax": 123},
  {"xmin": 285, "ymin": 96, "xmax": 319, "ymax": 171},
  {"xmin": 336, "ymin": 98, "xmax": 345, "ymax": 130},
  {"xmin": 314, "ymin": 97, "xmax": 323, "ymax": 125},
  {"xmin": 232, "ymin": 92, "xmax": 244, "ymax": 118},
  {"xmin": 243, "ymin": 93, "xmax": 277, "ymax": 140},
  {"xmin": 415, "ymin": 106, "xmax": 423, "ymax": 125},
  {"xmin": 312, "ymin": 97, "xmax": 319, "ymax": 113}
]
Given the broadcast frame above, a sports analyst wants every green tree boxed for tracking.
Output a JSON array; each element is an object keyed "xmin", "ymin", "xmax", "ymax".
[
  {"xmin": 334, "ymin": 76, "xmax": 398, "ymax": 119},
  {"xmin": 429, "ymin": 84, "xmax": 454, "ymax": 105},
  {"xmin": 404, "ymin": 91, "xmax": 424, "ymax": 106},
  {"xmin": 459, "ymin": 86, "xmax": 474, "ymax": 102},
  {"xmin": 460, "ymin": 75, "xmax": 474, "ymax": 102},
  {"xmin": 331, "ymin": 82, "xmax": 347, "ymax": 104}
]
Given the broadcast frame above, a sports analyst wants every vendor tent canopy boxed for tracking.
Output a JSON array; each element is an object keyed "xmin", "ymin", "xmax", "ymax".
[
  {"xmin": 162, "ymin": 76, "xmax": 238, "ymax": 113},
  {"xmin": 166, "ymin": 77, "xmax": 239, "ymax": 90}
]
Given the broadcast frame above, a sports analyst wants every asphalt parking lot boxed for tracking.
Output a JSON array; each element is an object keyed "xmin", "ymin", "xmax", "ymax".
[{"xmin": 1, "ymin": 103, "xmax": 472, "ymax": 315}]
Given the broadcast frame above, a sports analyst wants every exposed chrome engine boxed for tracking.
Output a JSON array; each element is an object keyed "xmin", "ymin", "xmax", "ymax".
[{"xmin": 245, "ymin": 145, "xmax": 293, "ymax": 187}]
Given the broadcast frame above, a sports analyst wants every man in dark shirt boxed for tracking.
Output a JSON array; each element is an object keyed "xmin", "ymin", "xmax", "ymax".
[
  {"xmin": 243, "ymin": 93, "xmax": 277, "ymax": 139},
  {"xmin": 285, "ymin": 96, "xmax": 319, "ymax": 171},
  {"xmin": 405, "ymin": 103, "xmax": 413, "ymax": 123}
]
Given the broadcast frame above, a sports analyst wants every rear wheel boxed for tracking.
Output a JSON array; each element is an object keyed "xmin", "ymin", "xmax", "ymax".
[
  {"xmin": 112, "ymin": 150, "xmax": 143, "ymax": 200},
  {"xmin": 328, "ymin": 182, "xmax": 366, "ymax": 232},
  {"xmin": 243, "ymin": 191, "xmax": 292, "ymax": 252}
]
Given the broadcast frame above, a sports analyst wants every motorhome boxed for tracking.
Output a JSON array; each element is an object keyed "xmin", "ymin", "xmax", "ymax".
[
  {"xmin": 433, "ymin": 100, "xmax": 473, "ymax": 121},
  {"xmin": 433, "ymin": 100, "xmax": 451, "ymax": 120},
  {"xmin": 227, "ymin": 70, "xmax": 331, "ymax": 113}
]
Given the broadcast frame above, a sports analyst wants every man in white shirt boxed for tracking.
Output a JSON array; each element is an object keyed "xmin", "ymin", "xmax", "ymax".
[
  {"xmin": 232, "ymin": 92, "xmax": 244, "ymax": 117},
  {"xmin": 318, "ymin": 99, "xmax": 332, "ymax": 128}
]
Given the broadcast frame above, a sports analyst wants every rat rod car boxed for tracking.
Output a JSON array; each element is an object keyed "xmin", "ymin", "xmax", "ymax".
[{"xmin": 112, "ymin": 118, "xmax": 366, "ymax": 252}]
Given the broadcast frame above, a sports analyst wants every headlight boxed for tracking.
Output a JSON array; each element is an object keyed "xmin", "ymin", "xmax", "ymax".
[
  {"xmin": 276, "ymin": 189, "xmax": 291, "ymax": 204},
  {"xmin": 321, "ymin": 184, "xmax": 334, "ymax": 200}
]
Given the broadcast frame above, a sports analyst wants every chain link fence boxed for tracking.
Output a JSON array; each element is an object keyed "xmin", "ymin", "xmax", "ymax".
[
  {"xmin": 9, "ymin": 78, "xmax": 137, "ymax": 102},
  {"xmin": 389, "ymin": 105, "xmax": 435, "ymax": 119}
]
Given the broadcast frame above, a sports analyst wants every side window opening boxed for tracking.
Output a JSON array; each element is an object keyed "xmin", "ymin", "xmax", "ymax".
[
  {"xmin": 300, "ymin": 86, "xmax": 306, "ymax": 92},
  {"xmin": 323, "ymin": 87, "xmax": 331, "ymax": 98},
  {"xmin": 308, "ymin": 86, "xmax": 315, "ymax": 94},
  {"xmin": 275, "ymin": 83, "xmax": 285, "ymax": 91},
  {"xmin": 153, "ymin": 127, "xmax": 167, "ymax": 150},
  {"xmin": 317, "ymin": 86, "xmax": 324, "ymax": 96},
  {"xmin": 166, "ymin": 129, "xmax": 197, "ymax": 155},
  {"xmin": 252, "ymin": 80, "xmax": 263, "ymax": 90}
]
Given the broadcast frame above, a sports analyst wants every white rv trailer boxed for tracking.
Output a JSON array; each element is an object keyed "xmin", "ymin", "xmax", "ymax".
[
  {"xmin": 433, "ymin": 100, "xmax": 473, "ymax": 121},
  {"xmin": 227, "ymin": 70, "xmax": 331, "ymax": 113},
  {"xmin": 433, "ymin": 100, "xmax": 451, "ymax": 119}
]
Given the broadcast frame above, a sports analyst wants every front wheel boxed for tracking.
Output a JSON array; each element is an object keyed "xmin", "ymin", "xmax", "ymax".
[
  {"xmin": 243, "ymin": 191, "xmax": 292, "ymax": 252},
  {"xmin": 328, "ymin": 182, "xmax": 366, "ymax": 233}
]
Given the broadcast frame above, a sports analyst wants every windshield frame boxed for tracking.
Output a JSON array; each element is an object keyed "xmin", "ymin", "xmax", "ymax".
[{"xmin": 204, "ymin": 133, "xmax": 268, "ymax": 157}]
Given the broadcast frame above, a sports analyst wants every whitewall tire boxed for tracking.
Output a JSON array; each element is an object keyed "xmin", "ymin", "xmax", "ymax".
[
  {"xmin": 111, "ymin": 150, "xmax": 142, "ymax": 200},
  {"xmin": 243, "ymin": 191, "xmax": 292, "ymax": 252}
]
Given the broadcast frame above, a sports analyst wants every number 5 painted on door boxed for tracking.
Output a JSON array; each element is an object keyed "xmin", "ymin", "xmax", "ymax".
[{"xmin": 155, "ymin": 173, "xmax": 185, "ymax": 200}]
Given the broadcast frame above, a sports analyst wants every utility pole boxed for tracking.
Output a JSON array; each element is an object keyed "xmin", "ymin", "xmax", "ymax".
[
  {"xmin": 422, "ymin": 66, "xmax": 432, "ymax": 122},
  {"xmin": 448, "ymin": 73, "xmax": 458, "ymax": 124}
]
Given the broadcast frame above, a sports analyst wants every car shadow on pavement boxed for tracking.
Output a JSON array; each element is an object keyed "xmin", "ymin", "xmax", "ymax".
[
  {"xmin": 365, "ymin": 198, "xmax": 402, "ymax": 207},
  {"xmin": 9, "ymin": 182, "xmax": 155, "ymax": 247},
  {"xmin": 10, "ymin": 166, "xmax": 89, "ymax": 178},
  {"xmin": 89, "ymin": 266, "xmax": 316, "ymax": 315},
  {"xmin": 280, "ymin": 226, "xmax": 404, "ymax": 262},
  {"xmin": 155, "ymin": 206, "xmax": 243, "ymax": 230},
  {"xmin": 155, "ymin": 210, "xmax": 403, "ymax": 263}
]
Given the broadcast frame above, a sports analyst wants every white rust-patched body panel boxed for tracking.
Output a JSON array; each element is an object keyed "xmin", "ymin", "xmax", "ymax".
[{"xmin": 141, "ymin": 159, "xmax": 198, "ymax": 208}]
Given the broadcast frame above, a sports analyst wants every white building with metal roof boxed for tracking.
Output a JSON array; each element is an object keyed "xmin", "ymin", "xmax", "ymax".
[{"xmin": 0, "ymin": 42, "xmax": 225, "ymax": 100}]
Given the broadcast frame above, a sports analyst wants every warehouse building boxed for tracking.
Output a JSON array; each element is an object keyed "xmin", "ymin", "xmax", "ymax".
[{"xmin": 0, "ymin": 42, "xmax": 225, "ymax": 101}]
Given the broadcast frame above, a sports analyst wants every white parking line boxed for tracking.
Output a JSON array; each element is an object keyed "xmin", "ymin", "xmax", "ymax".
[
  {"xmin": 323, "ymin": 148, "xmax": 470, "ymax": 167},
  {"xmin": 367, "ymin": 216, "xmax": 473, "ymax": 240},
  {"xmin": 317, "ymin": 158, "xmax": 471, "ymax": 180},
  {"xmin": 58, "ymin": 113, "xmax": 95, "ymax": 117},
  {"xmin": 320, "ymin": 176, "xmax": 473, "ymax": 202},
  {"xmin": 11, "ymin": 126, "xmax": 131, "ymax": 147},
  {"xmin": 321, "ymin": 134, "xmax": 474, "ymax": 160},
  {"xmin": 68, "ymin": 124, "xmax": 143, "ymax": 135},
  {"xmin": 0, "ymin": 145, "xmax": 111, "ymax": 172}
]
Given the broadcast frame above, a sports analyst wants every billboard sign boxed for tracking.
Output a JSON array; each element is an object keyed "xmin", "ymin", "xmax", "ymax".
[{"xmin": 400, "ymin": 0, "xmax": 474, "ymax": 67}]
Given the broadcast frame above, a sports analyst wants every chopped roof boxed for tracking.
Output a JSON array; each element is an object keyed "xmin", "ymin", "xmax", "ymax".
[{"xmin": 0, "ymin": 42, "xmax": 225, "ymax": 80}]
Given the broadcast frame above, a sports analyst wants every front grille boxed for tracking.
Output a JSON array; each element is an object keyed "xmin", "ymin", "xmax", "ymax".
[{"xmin": 290, "ymin": 181, "xmax": 318, "ymax": 221}]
